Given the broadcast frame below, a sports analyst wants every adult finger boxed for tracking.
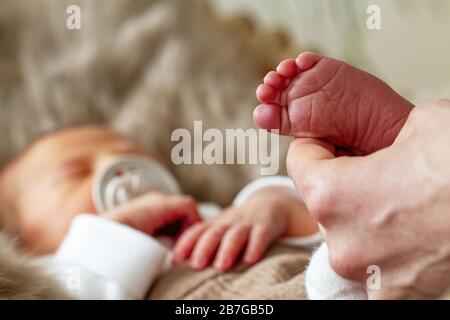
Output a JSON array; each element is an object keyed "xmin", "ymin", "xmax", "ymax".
[
  {"xmin": 286, "ymin": 138, "xmax": 335, "ymax": 198},
  {"xmin": 286, "ymin": 138, "xmax": 361, "ymax": 223}
]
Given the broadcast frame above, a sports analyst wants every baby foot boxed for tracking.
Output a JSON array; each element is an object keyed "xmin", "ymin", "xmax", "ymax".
[{"xmin": 254, "ymin": 52, "xmax": 414, "ymax": 154}]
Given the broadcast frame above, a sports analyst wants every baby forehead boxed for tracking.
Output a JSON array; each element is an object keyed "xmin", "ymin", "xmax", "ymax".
[
  {"xmin": 5, "ymin": 127, "xmax": 132, "ymax": 170},
  {"xmin": 37, "ymin": 127, "xmax": 128, "ymax": 146}
]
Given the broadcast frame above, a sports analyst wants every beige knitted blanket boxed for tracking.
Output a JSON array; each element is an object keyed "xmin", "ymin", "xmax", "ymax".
[{"xmin": 149, "ymin": 246, "xmax": 309, "ymax": 300}]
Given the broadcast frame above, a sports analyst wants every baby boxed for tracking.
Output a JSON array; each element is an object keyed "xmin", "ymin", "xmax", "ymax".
[
  {"xmin": 0, "ymin": 126, "xmax": 320, "ymax": 299},
  {"xmin": 253, "ymin": 51, "xmax": 414, "ymax": 299}
]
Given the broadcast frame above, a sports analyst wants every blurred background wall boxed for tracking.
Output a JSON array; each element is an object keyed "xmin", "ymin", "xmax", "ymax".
[{"xmin": 211, "ymin": 0, "xmax": 450, "ymax": 103}]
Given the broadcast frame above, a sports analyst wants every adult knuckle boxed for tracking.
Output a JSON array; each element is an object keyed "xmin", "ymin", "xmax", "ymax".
[
  {"xmin": 301, "ymin": 180, "xmax": 337, "ymax": 223},
  {"xmin": 328, "ymin": 247, "xmax": 364, "ymax": 280},
  {"xmin": 328, "ymin": 251, "xmax": 353, "ymax": 279}
]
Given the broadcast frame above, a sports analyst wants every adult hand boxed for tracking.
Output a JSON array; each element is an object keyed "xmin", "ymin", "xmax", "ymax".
[{"xmin": 287, "ymin": 99, "xmax": 450, "ymax": 299}]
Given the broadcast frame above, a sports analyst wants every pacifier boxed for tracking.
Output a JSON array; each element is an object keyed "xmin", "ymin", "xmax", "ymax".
[{"xmin": 92, "ymin": 155, "xmax": 180, "ymax": 215}]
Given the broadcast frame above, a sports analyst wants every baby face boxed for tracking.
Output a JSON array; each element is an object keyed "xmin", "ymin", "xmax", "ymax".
[{"xmin": 0, "ymin": 126, "xmax": 151, "ymax": 254}]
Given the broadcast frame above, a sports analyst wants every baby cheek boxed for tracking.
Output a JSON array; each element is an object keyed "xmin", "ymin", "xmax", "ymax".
[
  {"xmin": 65, "ymin": 180, "xmax": 97, "ymax": 215},
  {"xmin": 47, "ymin": 180, "xmax": 98, "ymax": 251}
]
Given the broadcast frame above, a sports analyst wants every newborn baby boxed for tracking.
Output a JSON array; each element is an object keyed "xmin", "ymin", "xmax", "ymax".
[
  {"xmin": 0, "ymin": 126, "xmax": 320, "ymax": 299},
  {"xmin": 253, "ymin": 52, "xmax": 414, "ymax": 299}
]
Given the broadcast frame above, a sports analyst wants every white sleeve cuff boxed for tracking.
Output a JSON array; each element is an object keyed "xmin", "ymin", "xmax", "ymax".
[
  {"xmin": 54, "ymin": 214, "xmax": 168, "ymax": 299},
  {"xmin": 233, "ymin": 176, "xmax": 322, "ymax": 249},
  {"xmin": 233, "ymin": 176, "xmax": 297, "ymax": 207},
  {"xmin": 278, "ymin": 233, "xmax": 322, "ymax": 249}
]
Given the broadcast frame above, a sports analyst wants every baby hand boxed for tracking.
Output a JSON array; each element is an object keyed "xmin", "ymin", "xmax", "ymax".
[
  {"xmin": 106, "ymin": 192, "xmax": 201, "ymax": 238},
  {"xmin": 172, "ymin": 187, "xmax": 307, "ymax": 271}
]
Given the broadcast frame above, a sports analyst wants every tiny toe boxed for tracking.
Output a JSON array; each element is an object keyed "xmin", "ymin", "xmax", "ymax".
[
  {"xmin": 263, "ymin": 71, "xmax": 285, "ymax": 89},
  {"xmin": 295, "ymin": 51, "xmax": 322, "ymax": 71},
  {"xmin": 256, "ymin": 84, "xmax": 277, "ymax": 103},
  {"xmin": 276, "ymin": 59, "xmax": 298, "ymax": 78},
  {"xmin": 253, "ymin": 104, "xmax": 282, "ymax": 131},
  {"xmin": 254, "ymin": 104, "xmax": 291, "ymax": 135}
]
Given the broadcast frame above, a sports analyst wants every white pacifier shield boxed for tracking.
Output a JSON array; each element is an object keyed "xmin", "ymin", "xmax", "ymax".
[{"xmin": 93, "ymin": 155, "xmax": 180, "ymax": 215}]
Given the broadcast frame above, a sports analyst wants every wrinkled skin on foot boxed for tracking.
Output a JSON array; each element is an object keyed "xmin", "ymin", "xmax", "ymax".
[{"xmin": 254, "ymin": 52, "xmax": 414, "ymax": 154}]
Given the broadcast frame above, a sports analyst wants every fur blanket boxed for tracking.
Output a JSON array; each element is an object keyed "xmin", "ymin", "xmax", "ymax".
[{"xmin": 0, "ymin": 234, "xmax": 68, "ymax": 299}]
